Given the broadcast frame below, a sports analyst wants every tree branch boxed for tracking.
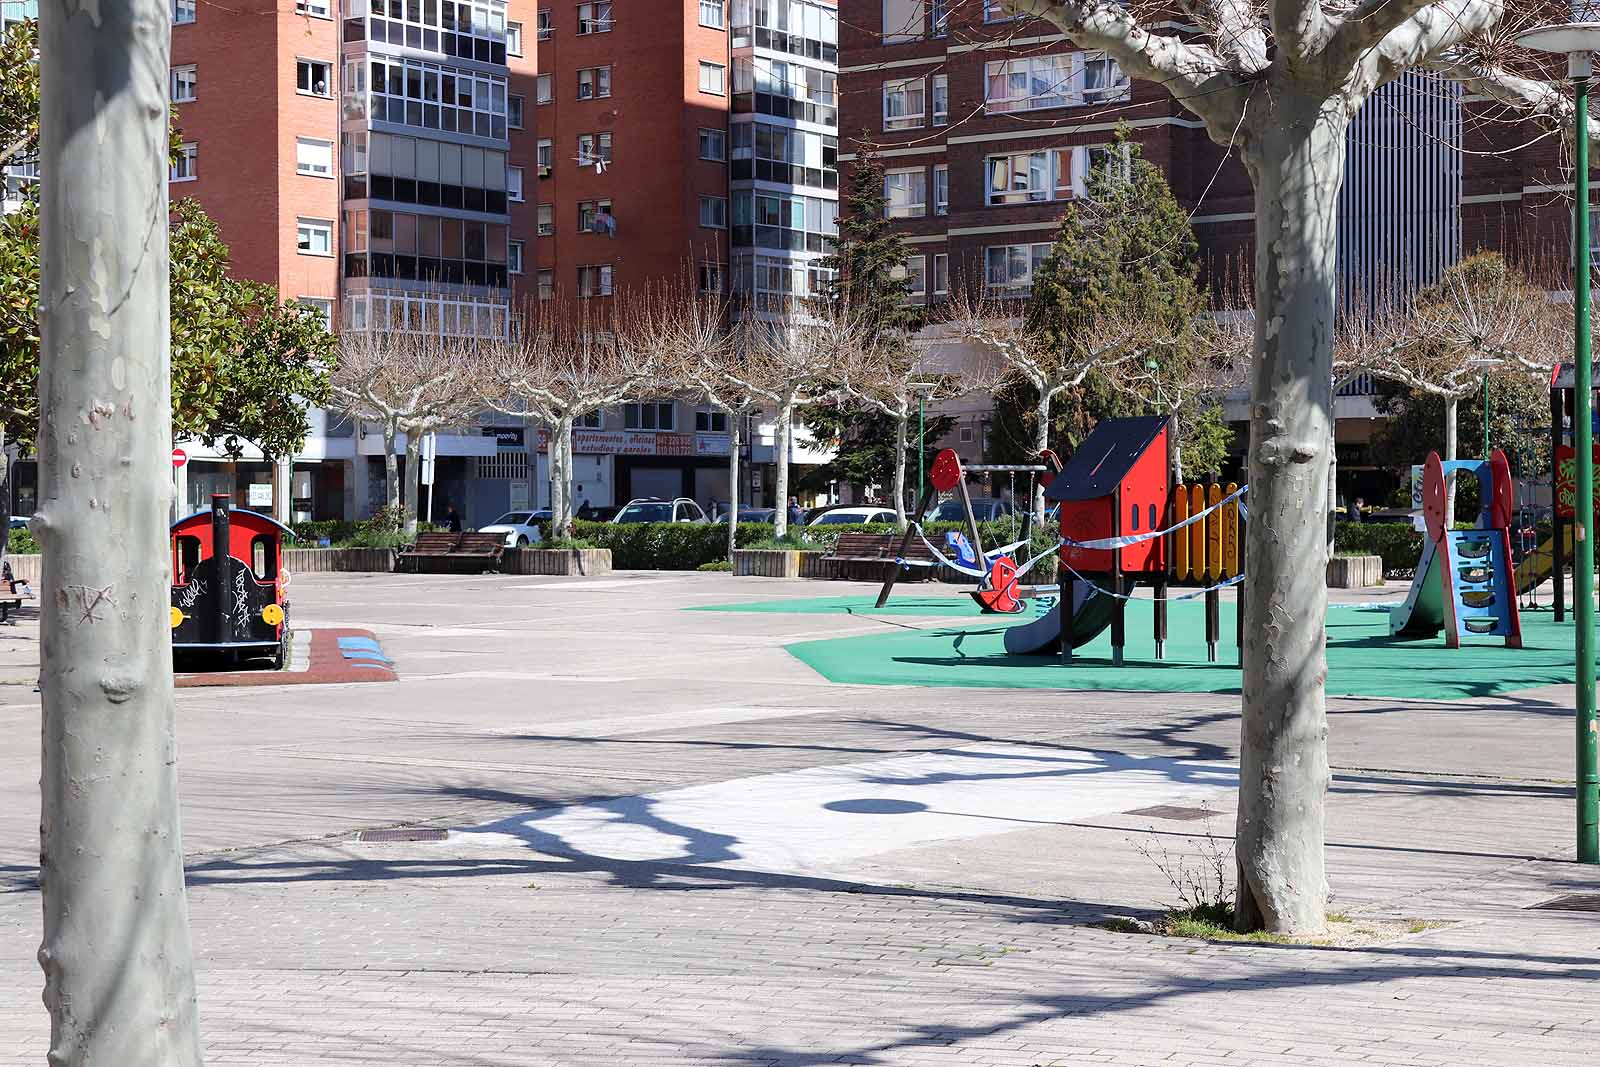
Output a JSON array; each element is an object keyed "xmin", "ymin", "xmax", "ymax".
[{"xmin": 1323, "ymin": 0, "xmax": 1441, "ymax": 70}]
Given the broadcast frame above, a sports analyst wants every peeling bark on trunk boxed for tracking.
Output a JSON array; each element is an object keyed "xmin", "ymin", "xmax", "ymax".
[
  {"xmin": 892, "ymin": 411, "xmax": 909, "ymax": 527},
  {"xmin": 726, "ymin": 419, "xmax": 742, "ymax": 557},
  {"xmin": 36, "ymin": 0, "xmax": 204, "ymax": 1057},
  {"xmin": 382, "ymin": 420, "xmax": 401, "ymax": 515},
  {"xmin": 1233, "ymin": 97, "xmax": 1341, "ymax": 936},
  {"xmin": 773, "ymin": 404, "xmax": 793, "ymax": 539},
  {"xmin": 1442, "ymin": 394, "xmax": 1458, "ymax": 527},
  {"xmin": 550, "ymin": 416, "xmax": 573, "ymax": 539},
  {"xmin": 1033, "ymin": 392, "xmax": 1053, "ymax": 522},
  {"xmin": 403, "ymin": 433, "xmax": 422, "ymax": 537}
]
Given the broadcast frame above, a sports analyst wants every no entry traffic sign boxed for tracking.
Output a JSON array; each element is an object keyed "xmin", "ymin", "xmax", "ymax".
[{"xmin": 172, "ymin": 447, "xmax": 188, "ymax": 469}]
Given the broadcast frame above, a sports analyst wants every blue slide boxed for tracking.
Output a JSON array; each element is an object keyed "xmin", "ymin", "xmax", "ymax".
[{"xmin": 1389, "ymin": 538, "xmax": 1444, "ymax": 638}]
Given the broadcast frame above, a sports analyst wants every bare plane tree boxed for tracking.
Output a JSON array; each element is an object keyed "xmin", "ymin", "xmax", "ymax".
[
  {"xmin": 35, "ymin": 0, "xmax": 204, "ymax": 1057},
  {"xmin": 485, "ymin": 296, "xmax": 657, "ymax": 538},
  {"xmin": 330, "ymin": 329, "xmax": 483, "ymax": 535},
  {"xmin": 947, "ymin": 285, "xmax": 1146, "ymax": 521},
  {"xmin": 1003, "ymin": 0, "xmax": 1591, "ymax": 932}
]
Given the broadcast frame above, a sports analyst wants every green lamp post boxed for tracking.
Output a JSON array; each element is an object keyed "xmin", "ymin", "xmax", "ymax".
[
  {"xmin": 910, "ymin": 381, "xmax": 936, "ymax": 505},
  {"xmin": 1518, "ymin": 21, "xmax": 1600, "ymax": 864}
]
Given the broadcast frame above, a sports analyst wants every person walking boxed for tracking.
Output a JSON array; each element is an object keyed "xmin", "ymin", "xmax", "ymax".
[
  {"xmin": 445, "ymin": 506, "xmax": 462, "ymax": 533},
  {"xmin": 787, "ymin": 497, "xmax": 804, "ymax": 529},
  {"xmin": 1348, "ymin": 497, "xmax": 1364, "ymax": 524}
]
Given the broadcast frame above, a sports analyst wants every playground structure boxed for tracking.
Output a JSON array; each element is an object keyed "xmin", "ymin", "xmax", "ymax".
[
  {"xmin": 1524, "ymin": 362, "xmax": 1600, "ymax": 618},
  {"xmin": 1001, "ymin": 416, "xmax": 1243, "ymax": 664},
  {"xmin": 1390, "ymin": 451, "xmax": 1522, "ymax": 647},
  {"xmin": 170, "ymin": 493, "xmax": 292, "ymax": 669}
]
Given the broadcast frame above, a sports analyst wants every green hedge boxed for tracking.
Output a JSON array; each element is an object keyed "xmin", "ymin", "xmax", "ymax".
[
  {"xmin": 1332, "ymin": 522, "xmax": 1424, "ymax": 573},
  {"xmin": 560, "ymin": 517, "xmax": 1055, "ymax": 572},
  {"xmin": 4, "ymin": 526, "xmax": 38, "ymax": 556}
]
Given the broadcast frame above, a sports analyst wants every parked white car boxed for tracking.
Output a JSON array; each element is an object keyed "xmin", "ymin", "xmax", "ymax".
[
  {"xmin": 478, "ymin": 512, "xmax": 545, "ymax": 547},
  {"xmin": 808, "ymin": 506, "xmax": 899, "ymax": 526},
  {"xmin": 612, "ymin": 498, "xmax": 709, "ymax": 524}
]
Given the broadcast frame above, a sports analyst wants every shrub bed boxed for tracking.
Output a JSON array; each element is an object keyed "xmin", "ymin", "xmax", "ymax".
[{"xmin": 1332, "ymin": 522, "xmax": 1424, "ymax": 575}]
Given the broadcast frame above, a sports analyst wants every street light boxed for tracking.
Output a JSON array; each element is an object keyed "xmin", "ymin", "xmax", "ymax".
[
  {"xmin": 1516, "ymin": 21, "xmax": 1600, "ymax": 864},
  {"xmin": 910, "ymin": 381, "xmax": 937, "ymax": 507},
  {"xmin": 1466, "ymin": 356, "xmax": 1503, "ymax": 459}
]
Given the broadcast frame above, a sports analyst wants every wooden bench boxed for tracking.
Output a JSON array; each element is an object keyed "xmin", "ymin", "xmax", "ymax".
[
  {"xmin": 824, "ymin": 531, "xmax": 939, "ymax": 582},
  {"xmin": 396, "ymin": 531, "xmax": 507, "ymax": 574}
]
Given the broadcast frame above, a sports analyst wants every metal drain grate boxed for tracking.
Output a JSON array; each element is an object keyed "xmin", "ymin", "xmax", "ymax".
[
  {"xmin": 357, "ymin": 828, "xmax": 448, "ymax": 843},
  {"xmin": 1529, "ymin": 894, "xmax": 1600, "ymax": 912},
  {"xmin": 1122, "ymin": 805, "xmax": 1220, "ymax": 822}
]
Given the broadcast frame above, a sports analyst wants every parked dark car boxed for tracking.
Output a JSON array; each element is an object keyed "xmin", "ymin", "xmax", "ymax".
[
  {"xmin": 716, "ymin": 508, "xmax": 776, "ymax": 524},
  {"xmin": 930, "ymin": 497, "xmax": 1016, "ymax": 523}
]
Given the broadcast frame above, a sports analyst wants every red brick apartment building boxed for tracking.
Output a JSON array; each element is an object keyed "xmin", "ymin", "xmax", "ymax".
[{"xmin": 836, "ymin": 0, "xmax": 1582, "ymax": 492}]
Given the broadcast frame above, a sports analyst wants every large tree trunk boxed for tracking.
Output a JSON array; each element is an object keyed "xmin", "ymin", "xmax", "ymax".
[
  {"xmin": 0, "ymin": 424, "xmax": 10, "ymax": 565},
  {"xmin": 726, "ymin": 416, "xmax": 742, "ymax": 557},
  {"xmin": 403, "ymin": 432, "xmax": 422, "ymax": 537},
  {"xmin": 1233, "ymin": 99, "xmax": 1343, "ymax": 936},
  {"xmin": 773, "ymin": 403, "xmax": 793, "ymax": 539},
  {"xmin": 36, "ymin": 0, "xmax": 204, "ymax": 1056},
  {"xmin": 892, "ymin": 409, "xmax": 909, "ymax": 528},
  {"xmin": 549, "ymin": 415, "xmax": 573, "ymax": 539},
  {"xmin": 1442, "ymin": 394, "xmax": 1458, "ymax": 528},
  {"xmin": 382, "ymin": 420, "xmax": 401, "ymax": 516}
]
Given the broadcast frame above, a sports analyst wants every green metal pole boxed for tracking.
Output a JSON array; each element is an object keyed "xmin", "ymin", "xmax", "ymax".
[
  {"xmin": 918, "ymin": 394, "xmax": 926, "ymax": 500},
  {"xmin": 1575, "ymin": 72, "xmax": 1598, "ymax": 865},
  {"xmin": 1482, "ymin": 372, "xmax": 1491, "ymax": 458}
]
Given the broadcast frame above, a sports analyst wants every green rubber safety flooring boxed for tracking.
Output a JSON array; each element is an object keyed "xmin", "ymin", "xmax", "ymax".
[{"xmin": 705, "ymin": 594, "xmax": 1581, "ymax": 699}]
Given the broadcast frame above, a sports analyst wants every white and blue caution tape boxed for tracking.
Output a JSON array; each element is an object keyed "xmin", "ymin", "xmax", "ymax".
[
  {"xmin": 1057, "ymin": 483, "xmax": 1248, "ymax": 551},
  {"xmin": 1060, "ymin": 562, "xmax": 1247, "ymax": 603}
]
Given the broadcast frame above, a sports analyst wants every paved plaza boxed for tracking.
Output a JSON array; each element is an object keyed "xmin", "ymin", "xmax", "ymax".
[{"xmin": 1, "ymin": 571, "xmax": 1598, "ymax": 1065}]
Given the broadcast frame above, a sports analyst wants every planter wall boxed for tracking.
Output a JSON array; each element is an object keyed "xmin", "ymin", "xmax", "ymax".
[
  {"xmin": 1327, "ymin": 554, "xmax": 1384, "ymax": 589},
  {"xmin": 502, "ymin": 547, "xmax": 613, "ymax": 576},
  {"xmin": 284, "ymin": 547, "xmax": 397, "ymax": 573},
  {"xmin": 734, "ymin": 549, "xmax": 803, "ymax": 578}
]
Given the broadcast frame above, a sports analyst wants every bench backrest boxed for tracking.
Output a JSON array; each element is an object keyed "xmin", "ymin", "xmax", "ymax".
[
  {"xmin": 409, "ymin": 532, "xmax": 461, "ymax": 553},
  {"xmin": 457, "ymin": 532, "xmax": 508, "ymax": 553}
]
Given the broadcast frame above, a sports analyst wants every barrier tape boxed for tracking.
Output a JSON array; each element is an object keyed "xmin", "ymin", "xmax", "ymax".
[
  {"xmin": 1059, "ymin": 484, "xmax": 1248, "ymax": 551},
  {"xmin": 1060, "ymin": 562, "xmax": 1246, "ymax": 603}
]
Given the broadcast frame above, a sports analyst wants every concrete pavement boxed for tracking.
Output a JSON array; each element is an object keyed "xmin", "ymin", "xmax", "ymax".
[{"xmin": 1, "ymin": 571, "xmax": 1597, "ymax": 1065}]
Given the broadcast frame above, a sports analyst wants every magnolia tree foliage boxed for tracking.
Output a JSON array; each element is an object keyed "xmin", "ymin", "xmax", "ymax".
[
  {"xmin": 1002, "ymin": 0, "xmax": 1586, "ymax": 933},
  {"xmin": 0, "ymin": 17, "xmax": 38, "ymax": 169}
]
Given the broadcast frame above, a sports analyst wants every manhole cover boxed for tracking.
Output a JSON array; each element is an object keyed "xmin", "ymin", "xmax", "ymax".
[
  {"xmin": 1122, "ymin": 805, "xmax": 1220, "ymax": 822},
  {"xmin": 357, "ymin": 828, "xmax": 448, "ymax": 843},
  {"xmin": 1529, "ymin": 894, "xmax": 1600, "ymax": 912}
]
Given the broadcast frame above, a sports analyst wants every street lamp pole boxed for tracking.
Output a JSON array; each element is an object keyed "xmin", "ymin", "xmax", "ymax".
[
  {"xmin": 910, "ymin": 382, "xmax": 936, "ymax": 510},
  {"xmin": 1518, "ymin": 22, "xmax": 1600, "ymax": 863}
]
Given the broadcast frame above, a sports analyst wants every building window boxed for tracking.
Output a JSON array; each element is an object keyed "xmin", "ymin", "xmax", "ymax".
[
  {"xmin": 296, "ymin": 137, "xmax": 333, "ymax": 177},
  {"xmin": 170, "ymin": 65, "xmax": 197, "ymax": 103},
  {"xmin": 983, "ymin": 0, "xmax": 1017, "ymax": 21},
  {"xmin": 577, "ymin": 132, "xmax": 612, "ymax": 167},
  {"xmin": 297, "ymin": 218, "xmax": 334, "ymax": 256},
  {"xmin": 933, "ymin": 253, "xmax": 949, "ymax": 295},
  {"xmin": 578, "ymin": 198, "xmax": 615, "ymax": 234},
  {"xmin": 509, "ymin": 95, "xmax": 524, "ymax": 129},
  {"xmin": 508, "ymin": 239, "xmax": 524, "ymax": 274},
  {"xmin": 366, "ymin": 57, "xmax": 509, "ymax": 140},
  {"xmin": 984, "ymin": 242, "xmax": 1053, "ymax": 297},
  {"xmin": 959, "ymin": 425, "xmax": 973, "ymax": 443},
  {"xmin": 172, "ymin": 0, "xmax": 195, "ymax": 24},
  {"xmin": 295, "ymin": 0, "xmax": 330, "ymax": 15},
  {"xmin": 577, "ymin": 2, "xmax": 612, "ymax": 34},
  {"xmin": 507, "ymin": 20, "xmax": 523, "ymax": 54},
  {"xmin": 932, "ymin": 74, "xmax": 948, "ymax": 125},
  {"xmin": 696, "ymin": 407, "xmax": 728, "ymax": 432},
  {"xmin": 883, "ymin": 77, "xmax": 925, "ymax": 130},
  {"xmin": 297, "ymin": 297, "xmax": 334, "ymax": 330},
  {"xmin": 897, "ymin": 255, "xmax": 927, "ymax": 300},
  {"xmin": 537, "ymin": 268, "xmax": 555, "ymax": 299},
  {"xmin": 699, "ymin": 128, "xmax": 726, "ymax": 161},
  {"xmin": 576, "ymin": 411, "xmax": 603, "ymax": 429},
  {"xmin": 884, "ymin": 167, "xmax": 926, "ymax": 219},
  {"xmin": 578, "ymin": 265, "xmax": 614, "ymax": 297},
  {"xmin": 537, "ymin": 9, "xmax": 553, "ymax": 38},
  {"xmin": 296, "ymin": 59, "xmax": 332, "ymax": 97},
  {"xmin": 985, "ymin": 53, "xmax": 1128, "ymax": 113},
  {"xmin": 881, "ymin": 0, "xmax": 925, "ymax": 43},
  {"xmin": 700, "ymin": 0, "xmax": 724, "ymax": 28},
  {"xmin": 170, "ymin": 142, "xmax": 197, "ymax": 182},
  {"xmin": 699, "ymin": 61, "xmax": 726, "ymax": 96},
  {"xmin": 931, "ymin": 0, "xmax": 949, "ymax": 35},
  {"xmin": 537, "ymin": 203, "xmax": 554, "ymax": 235},
  {"xmin": 985, "ymin": 148, "xmax": 1077, "ymax": 206},
  {"xmin": 578, "ymin": 65, "xmax": 612, "ymax": 99},
  {"xmin": 536, "ymin": 74, "xmax": 553, "ymax": 103},
  {"xmin": 537, "ymin": 138, "xmax": 553, "ymax": 170},
  {"xmin": 933, "ymin": 163, "xmax": 948, "ymax": 215},
  {"xmin": 624, "ymin": 401, "xmax": 675, "ymax": 430},
  {"xmin": 698, "ymin": 263, "xmax": 724, "ymax": 293},
  {"xmin": 699, "ymin": 195, "xmax": 727, "ymax": 229},
  {"xmin": 508, "ymin": 165, "xmax": 524, "ymax": 201}
]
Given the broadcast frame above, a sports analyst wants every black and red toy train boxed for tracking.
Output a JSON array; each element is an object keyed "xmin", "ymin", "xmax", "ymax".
[{"xmin": 170, "ymin": 493, "xmax": 291, "ymax": 667}]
